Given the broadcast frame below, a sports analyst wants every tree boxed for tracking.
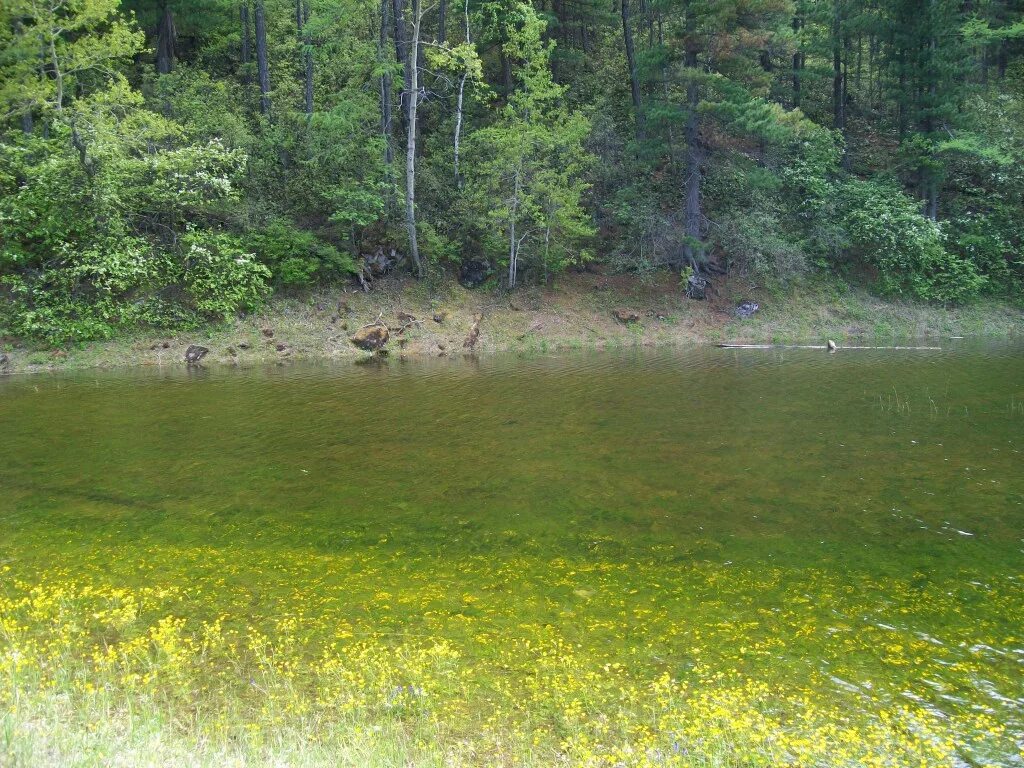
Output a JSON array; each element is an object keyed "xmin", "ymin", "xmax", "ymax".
[
  {"xmin": 403, "ymin": 0, "xmax": 424, "ymax": 277},
  {"xmin": 463, "ymin": 3, "xmax": 594, "ymax": 287}
]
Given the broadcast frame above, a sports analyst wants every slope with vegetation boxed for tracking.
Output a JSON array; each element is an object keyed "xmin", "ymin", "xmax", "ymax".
[{"xmin": 1, "ymin": 0, "xmax": 1023, "ymax": 347}]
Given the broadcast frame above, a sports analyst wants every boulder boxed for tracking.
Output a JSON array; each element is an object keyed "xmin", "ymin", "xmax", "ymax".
[
  {"xmin": 349, "ymin": 325, "xmax": 389, "ymax": 351},
  {"xmin": 363, "ymin": 247, "xmax": 399, "ymax": 277},
  {"xmin": 237, "ymin": 341, "xmax": 251, "ymax": 350},
  {"xmin": 735, "ymin": 301, "xmax": 760, "ymax": 319},
  {"xmin": 458, "ymin": 260, "xmax": 491, "ymax": 289},
  {"xmin": 0, "ymin": 353, "xmax": 9, "ymax": 369},
  {"xmin": 612, "ymin": 308, "xmax": 641, "ymax": 324},
  {"xmin": 432, "ymin": 310, "xmax": 448, "ymax": 324},
  {"xmin": 185, "ymin": 345, "xmax": 209, "ymax": 364},
  {"xmin": 686, "ymin": 274, "xmax": 708, "ymax": 300}
]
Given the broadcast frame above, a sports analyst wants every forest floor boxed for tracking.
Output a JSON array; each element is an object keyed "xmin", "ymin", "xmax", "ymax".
[{"xmin": 2, "ymin": 270, "xmax": 1023, "ymax": 375}]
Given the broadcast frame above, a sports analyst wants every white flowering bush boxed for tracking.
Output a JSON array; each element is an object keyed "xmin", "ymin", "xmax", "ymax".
[{"xmin": 181, "ymin": 231, "xmax": 270, "ymax": 318}]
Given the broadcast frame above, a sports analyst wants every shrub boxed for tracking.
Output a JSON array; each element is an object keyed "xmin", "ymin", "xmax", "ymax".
[
  {"xmin": 839, "ymin": 180, "xmax": 986, "ymax": 304},
  {"xmin": 245, "ymin": 220, "xmax": 357, "ymax": 288},
  {"xmin": 181, "ymin": 230, "xmax": 270, "ymax": 317}
]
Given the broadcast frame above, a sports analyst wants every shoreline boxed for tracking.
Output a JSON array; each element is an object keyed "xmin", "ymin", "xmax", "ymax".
[{"xmin": 2, "ymin": 272, "xmax": 1022, "ymax": 376}]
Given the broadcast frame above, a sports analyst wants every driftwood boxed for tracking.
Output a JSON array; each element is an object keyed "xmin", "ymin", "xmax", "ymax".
[
  {"xmin": 716, "ymin": 344, "xmax": 942, "ymax": 351},
  {"xmin": 355, "ymin": 311, "xmax": 385, "ymax": 332}
]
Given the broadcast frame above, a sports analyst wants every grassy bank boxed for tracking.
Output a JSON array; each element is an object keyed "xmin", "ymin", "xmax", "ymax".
[{"xmin": 2, "ymin": 273, "xmax": 1022, "ymax": 375}]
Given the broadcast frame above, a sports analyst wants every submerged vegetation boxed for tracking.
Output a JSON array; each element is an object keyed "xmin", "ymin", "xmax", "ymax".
[
  {"xmin": 2, "ymin": 349, "xmax": 1023, "ymax": 766},
  {"xmin": 2, "ymin": 535, "xmax": 1021, "ymax": 766}
]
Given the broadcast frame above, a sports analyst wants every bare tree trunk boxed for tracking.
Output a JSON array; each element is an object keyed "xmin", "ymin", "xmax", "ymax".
[
  {"xmin": 656, "ymin": 16, "xmax": 675, "ymax": 165},
  {"xmin": 240, "ymin": 1, "xmax": 251, "ymax": 84},
  {"xmin": 404, "ymin": 0, "xmax": 423, "ymax": 277},
  {"xmin": 392, "ymin": 0, "xmax": 411, "ymax": 133},
  {"xmin": 254, "ymin": 0, "xmax": 271, "ymax": 116},
  {"xmin": 620, "ymin": 0, "xmax": 645, "ymax": 142},
  {"xmin": 48, "ymin": 33, "xmax": 63, "ymax": 112},
  {"xmin": 501, "ymin": 50, "xmax": 513, "ymax": 98},
  {"xmin": 832, "ymin": 3, "xmax": 844, "ymax": 134},
  {"xmin": 379, "ymin": 0, "xmax": 394, "ymax": 170},
  {"xmin": 508, "ymin": 170, "xmax": 521, "ymax": 288},
  {"xmin": 297, "ymin": 0, "xmax": 313, "ymax": 117},
  {"xmin": 682, "ymin": 6, "xmax": 702, "ymax": 268},
  {"xmin": 924, "ymin": 20, "xmax": 938, "ymax": 220},
  {"xmin": 156, "ymin": 5, "xmax": 177, "ymax": 74},
  {"xmin": 792, "ymin": 15, "xmax": 803, "ymax": 108},
  {"xmin": 683, "ymin": 81, "xmax": 702, "ymax": 268},
  {"xmin": 453, "ymin": 0, "xmax": 470, "ymax": 186},
  {"xmin": 12, "ymin": 20, "xmax": 34, "ymax": 132},
  {"xmin": 438, "ymin": 0, "xmax": 447, "ymax": 44}
]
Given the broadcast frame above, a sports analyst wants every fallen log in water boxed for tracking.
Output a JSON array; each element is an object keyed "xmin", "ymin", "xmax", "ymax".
[{"xmin": 716, "ymin": 343, "xmax": 942, "ymax": 350}]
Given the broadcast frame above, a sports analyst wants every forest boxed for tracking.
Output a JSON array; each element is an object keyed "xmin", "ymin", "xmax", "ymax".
[{"xmin": 1, "ymin": 0, "xmax": 1023, "ymax": 343}]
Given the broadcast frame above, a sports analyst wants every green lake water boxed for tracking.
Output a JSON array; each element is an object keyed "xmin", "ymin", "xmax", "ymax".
[{"xmin": 1, "ymin": 344, "xmax": 1022, "ymax": 764}]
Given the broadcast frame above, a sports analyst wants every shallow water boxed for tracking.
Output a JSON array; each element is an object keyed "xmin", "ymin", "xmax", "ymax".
[{"xmin": 1, "ymin": 343, "xmax": 1023, "ymax": 763}]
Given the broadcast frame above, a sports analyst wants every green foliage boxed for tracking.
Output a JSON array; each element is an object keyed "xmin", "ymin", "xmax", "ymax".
[
  {"xmin": 0, "ymin": 0, "xmax": 268, "ymax": 342},
  {"xmin": 181, "ymin": 229, "xmax": 270, "ymax": 316},
  {"xmin": 245, "ymin": 220, "xmax": 357, "ymax": 288},
  {"xmin": 839, "ymin": 181, "xmax": 986, "ymax": 304},
  {"xmin": 1, "ymin": 0, "xmax": 1022, "ymax": 344},
  {"xmin": 461, "ymin": 3, "xmax": 594, "ymax": 285}
]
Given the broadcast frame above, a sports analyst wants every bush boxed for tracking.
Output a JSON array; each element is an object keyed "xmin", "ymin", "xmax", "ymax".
[
  {"xmin": 839, "ymin": 180, "xmax": 986, "ymax": 304},
  {"xmin": 245, "ymin": 220, "xmax": 357, "ymax": 288},
  {"xmin": 712, "ymin": 210, "xmax": 809, "ymax": 285},
  {"xmin": 181, "ymin": 230, "xmax": 270, "ymax": 317}
]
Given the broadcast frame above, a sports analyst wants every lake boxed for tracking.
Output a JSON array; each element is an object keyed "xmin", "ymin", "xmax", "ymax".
[{"xmin": 1, "ymin": 344, "xmax": 1022, "ymax": 766}]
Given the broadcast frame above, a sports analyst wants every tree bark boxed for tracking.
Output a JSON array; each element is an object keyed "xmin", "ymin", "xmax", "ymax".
[
  {"xmin": 392, "ymin": 0, "xmax": 411, "ymax": 132},
  {"xmin": 156, "ymin": 5, "xmax": 177, "ymax": 74},
  {"xmin": 438, "ymin": 0, "xmax": 447, "ymax": 44},
  {"xmin": 620, "ymin": 0, "xmax": 645, "ymax": 142},
  {"xmin": 508, "ymin": 169, "xmax": 521, "ymax": 288},
  {"xmin": 297, "ymin": 0, "xmax": 313, "ymax": 117},
  {"xmin": 404, "ymin": 0, "xmax": 423, "ymax": 277},
  {"xmin": 453, "ymin": 0, "xmax": 470, "ymax": 186},
  {"xmin": 792, "ymin": 15, "xmax": 803, "ymax": 108},
  {"xmin": 240, "ymin": 1, "xmax": 251, "ymax": 84},
  {"xmin": 832, "ymin": 4, "xmax": 844, "ymax": 134},
  {"xmin": 379, "ymin": 0, "xmax": 394, "ymax": 169},
  {"xmin": 682, "ymin": 5, "xmax": 702, "ymax": 268},
  {"xmin": 11, "ymin": 20, "xmax": 34, "ymax": 132},
  {"xmin": 501, "ymin": 50, "xmax": 513, "ymax": 98},
  {"xmin": 254, "ymin": 0, "xmax": 271, "ymax": 115}
]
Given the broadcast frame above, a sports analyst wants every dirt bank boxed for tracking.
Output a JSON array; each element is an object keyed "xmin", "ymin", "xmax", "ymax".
[{"xmin": 2, "ymin": 272, "xmax": 1022, "ymax": 375}]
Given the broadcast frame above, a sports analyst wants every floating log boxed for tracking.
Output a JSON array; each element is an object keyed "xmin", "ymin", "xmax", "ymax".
[{"xmin": 716, "ymin": 344, "xmax": 942, "ymax": 351}]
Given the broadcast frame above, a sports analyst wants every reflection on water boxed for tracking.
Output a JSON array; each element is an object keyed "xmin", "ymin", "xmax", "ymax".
[{"xmin": 1, "ymin": 342, "xmax": 1022, "ymax": 763}]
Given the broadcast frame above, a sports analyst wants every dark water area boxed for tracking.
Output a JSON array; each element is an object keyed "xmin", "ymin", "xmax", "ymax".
[{"xmin": 2, "ymin": 342, "xmax": 1022, "ymax": 762}]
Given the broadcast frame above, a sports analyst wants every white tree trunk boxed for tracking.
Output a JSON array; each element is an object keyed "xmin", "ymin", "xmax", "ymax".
[
  {"xmin": 453, "ymin": 0, "xmax": 470, "ymax": 185},
  {"xmin": 404, "ymin": 0, "xmax": 423, "ymax": 277}
]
